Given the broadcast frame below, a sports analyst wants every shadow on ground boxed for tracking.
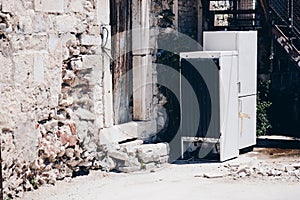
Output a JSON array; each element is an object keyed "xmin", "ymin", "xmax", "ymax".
[{"xmin": 256, "ymin": 138, "xmax": 300, "ymax": 149}]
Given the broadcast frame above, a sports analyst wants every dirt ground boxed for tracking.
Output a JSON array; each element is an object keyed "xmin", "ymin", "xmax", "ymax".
[{"xmin": 21, "ymin": 136, "xmax": 300, "ymax": 200}]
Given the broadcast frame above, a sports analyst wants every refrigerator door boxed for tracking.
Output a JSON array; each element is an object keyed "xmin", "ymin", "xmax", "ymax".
[
  {"xmin": 236, "ymin": 32, "xmax": 257, "ymax": 97},
  {"xmin": 219, "ymin": 53, "xmax": 239, "ymax": 161},
  {"xmin": 238, "ymin": 95, "xmax": 257, "ymax": 149},
  {"xmin": 181, "ymin": 57, "xmax": 220, "ymax": 139},
  {"xmin": 203, "ymin": 31, "xmax": 257, "ymax": 96}
]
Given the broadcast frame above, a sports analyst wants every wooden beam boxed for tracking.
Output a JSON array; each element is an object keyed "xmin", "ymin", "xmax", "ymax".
[
  {"xmin": 132, "ymin": 0, "xmax": 153, "ymax": 120},
  {"xmin": 132, "ymin": 55, "xmax": 152, "ymax": 120},
  {"xmin": 132, "ymin": 0, "xmax": 151, "ymax": 55}
]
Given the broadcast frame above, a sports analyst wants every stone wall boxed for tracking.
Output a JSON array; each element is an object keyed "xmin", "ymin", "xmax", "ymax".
[
  {"xmin": 0, "ymin": 0, "xmax": 111, "ymax": 198},
  {"xmin": 0, "ymin": 0, "xmax": 170, "ymax": 198}
]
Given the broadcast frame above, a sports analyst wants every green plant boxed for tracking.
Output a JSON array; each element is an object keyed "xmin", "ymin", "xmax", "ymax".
[
  {"xmin": 140, "ymin": 161, "xmax": 146, "ymax": 170},
  {"xmin": 256, "ymin": 80, "xmax": 272, "ymax": 136}
]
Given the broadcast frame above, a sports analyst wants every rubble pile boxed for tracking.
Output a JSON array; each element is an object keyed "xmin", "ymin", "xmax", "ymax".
[
  {"xmin": 2, "ymin": 123, "xmax": 170, "ymax": 198},
  {"xmin": 1, "ymin": 131, "xmax": 32, "ymax": 199},
  {"xmin": 224, "ymin": 161, "xmax": 300, "ymax": 181},
  {"xmin": 1, "ymin": 120, "xmax": 92, "ymax": 198}
]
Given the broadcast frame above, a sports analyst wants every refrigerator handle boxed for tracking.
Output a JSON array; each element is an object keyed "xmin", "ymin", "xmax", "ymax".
[{"xmin": 237, "ymin": 82, "xmax": 241, "ymax": 94}]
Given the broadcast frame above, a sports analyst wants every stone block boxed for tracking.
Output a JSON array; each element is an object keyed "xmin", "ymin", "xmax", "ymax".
[
  {"xmin": 75, "ymin": 120, "xmax": 88, "ymax": 139},
  {"xmin": 48, "ymin": 33, "xmax": 62, "ymax": 54},
  {"xmin": 56, "ymin": 15, "xmax": 79, "ymax": 33},
  {"xmin": 0, "ymin": 23, "xmax": 6, "ymax": 32},
  {"xmin": 34, "ymin": 0, "xmax": 64, "ymax": 13},
  {"xmin": 82, "ymin": 55, "xmax": 102, "ymax": 70},
  {"xmin": 275, "ymin": 164, "xmax": 286, "ymax": 172},
  {"xmin": 120, "ymin": 140, "xmax": 144, "ymax": 153},
  {"xmin": 158, "ymin": 155, "xmax": 169, "ymax": 164},
  {"xmin": 65, "ymin": 148, "xmax": 75, "ymax": 158},
  {"xmin": 88, "ymin": 24, "xmax": 101, "ymax": 35},
  {"xmin": 32, "ymin": 14, "xmax": 48, "ymax": 33},
  {"xmin": 95, "ymin": 0, "xmax": 110, "ymax": 25},
  {"xmin": 94, "ymin": 113, "xmax": 104, "ymax": 129},
  {"xmin": 68, "ymin": 0, "xmax": 84, "ymax": 13},
  {"xmin": 99, "ymin": 124, "xmax": 138, "ymax": 145},
  {"xmin": 93, "ymin": 85, "xmax": 103, "ymax": 101},
  {"xmin": 137, "ymin": 120, "xmax": 157, "ymax": 140},
  {"xmin": 285, "ymin": 165, "xmax": 295, "ymax": 173},
  {"xmin": 17, "ymin": 16, "xmax": 33, "ymax": 34},
  {"xmin": 0, "ymin": 53, "xmax": 13, "ymax": 83},
  {"xmin": 13, "ymin": 53, "xmax": 34, "ymax": 85},
  {"xmin": 143, "ymin": 162, "xmax": 157, "ymax": 170},
  {"xmin": 48, "ymin": 87, "xmax": 60, "ymax": 108},
  {"xmin": 70, "ymin": 58, "xmax": 82, "ymax": 70},
  {"xmin": 20, "ymin": 96, "xmax": 35, "ymax": 113},
  {"xmin": 34, "ymin": 53, "xmax": 45, "ymax": 83},
  {"xmin": 100, "ymin": 156, "xmax": 116, "ymax": 171},
  {"xmin": 78, "ymin": 161, "xmax": 93, "ymax": 167},
  {"xmin": 136, "ymin": 143, "xmax": 169, "ymax": 163},
  {"xmin": 75, "ymin": 108, "xmax": 96, "ymax": 120},
  {"xmin": 14, "ymin": 122, "xmax": 39, "ymax": 163},
  {"xmin": 292, "ymin": 163, "xmax": 300, "ymax": 169},
  {"xmin": 203, "ymin": 172, "xmax": 226, "ymax": 179},
  {"xmin": 81, "ymin": 34, "xmax": 101, "ymax": 46},
  {"xmin": 2, "ymin": 0, "xmax": 15, "ymax": 13},
  {"xmin": 83, "ymin": 0, "xmax": 94, "ymax": 12},
  {"xmin": 108, "ymin": 150, "xmax": 129, "ymax": 161},
  {"xmin": 24, "ymin": 34, "xmax": 48, "ymax": 51},
  {"xmin": 61, "ymin": 33, "xmax": 78, "ymax": 46},
  {"xmin": 99, "ymin": 121, "xmax": 158, "ymax": 145},
  {"xmin": 267, "ymin": 169, "xmax": 282, "ymax": 176},
  {"xmin": 124, "ymin": 157, "xmax": 141, "ymax": 167}
]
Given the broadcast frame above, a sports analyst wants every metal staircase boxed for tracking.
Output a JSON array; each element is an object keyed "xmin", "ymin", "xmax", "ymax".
[
  {"xmin": 267, "ymin": 0, "xmax": 300, "ymax": 134},
  {"xmin": 269, "ymin": 0, "xmax": 300, "ymax": 68}
]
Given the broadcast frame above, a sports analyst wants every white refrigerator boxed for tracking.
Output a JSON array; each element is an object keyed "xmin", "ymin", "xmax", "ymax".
[
  {"xmin": 180, "ymin": 51, "xmax": 239, "ymax": 161},
  {"xmin": 203, "ymin": 31, "xmax": 257, "ymax": 149}
]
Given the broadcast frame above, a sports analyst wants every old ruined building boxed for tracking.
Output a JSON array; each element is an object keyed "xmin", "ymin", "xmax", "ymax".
[
  {"xmin": 0, "ymin": 0, "xmax": 299, "ymax": 199},
  {"xmin": 0, "ymin": 0, "xmax": 174, "ymax": 198},
  {"xmin": 0, "ymin": 0, "xmax": 210, "ymax": 198}
]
